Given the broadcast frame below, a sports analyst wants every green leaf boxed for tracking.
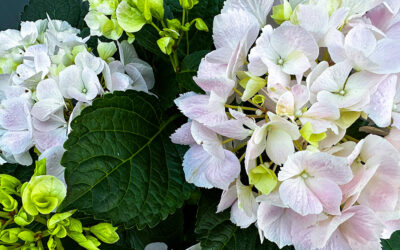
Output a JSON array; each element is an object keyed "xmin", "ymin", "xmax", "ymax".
[
  {"xmin": 21, "ymin": 0, "xmax": 88, "ymax": 28},
  {"xmin": 195, "ymin": 190, "xmax": 294, "ymax": 250},
  {"xmin": 135, "ymin": 25, "xmax": 167, "ymax": 59},
  {"xmin": 60, "ymin": 91, "xmax": 192, "ymax": 229},
  {"xmin": 382, "ymin": 231, "xmax": 400, "ymax": 250},
  {"xmin": 176, "ymin": 50, "xmax": 208, "ymax": 93}
]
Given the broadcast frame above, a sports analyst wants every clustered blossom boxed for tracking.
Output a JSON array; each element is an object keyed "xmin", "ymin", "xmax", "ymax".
[
  {"xmin": 171, "ymin": 0, "xmax": 400, "ymax": 249},
  {"xmin": 0, "ymin": 18, "xmax": 154, "ymax": 183}
]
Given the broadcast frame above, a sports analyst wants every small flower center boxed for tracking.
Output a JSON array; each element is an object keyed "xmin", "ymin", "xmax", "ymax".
[
  {"xmin": 277, "ymin": 58, "xmax": 284, "ymax": 65},
  {"xmin": 81, "ymin": 88, "xmax": 88, "ymax": 94},
  {"xmin": 339, "ymin": 90, "xmax": 345, "ymax": 96},
  {"xmin": 301, "ymin": 172, "xmax": 309, "ymax": 179}
]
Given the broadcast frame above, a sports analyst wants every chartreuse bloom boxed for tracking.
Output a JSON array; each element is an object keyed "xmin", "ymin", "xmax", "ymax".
[
  {"xmin": 0, "ymin": 228, "xmax": 21, "ymax": 243},
  {"xmin": 0, "ymin": 174, "xmax": 21, "ymax": 194},
  {"xmin": 0, "ymin": 189, "xmax": 18, "ymax": 212},
  {"xmin": 47, "ymin": 211, "xmax": 77, "ymax": 238},
  {"xmin": 89, "ymin": 223, "xmax": 120, "ymax": 244},
  {"xmin": 22, "ymin": 175, "xmax": 66, "ymax": 216},
  {"xmin": 249, "ymin": 164, "xmax": 278, "ymax": 195},
  {"xmin": 271, "ymin": 0, "xmax": 292, "ymax": 24},
  {"xmin": 179, "ymin": 0, "xmax": 199, "ymax": 9},
  {"xmin": 237, "ymin": 71, "xmax": 267, "ymax": 102},
  {"xmin": 69, "ymin": 232, "xmax": 101, "ymax": 250},
  {"xmin": 300, "ymin": 122, "xmax": 326, "ymax": 147}
]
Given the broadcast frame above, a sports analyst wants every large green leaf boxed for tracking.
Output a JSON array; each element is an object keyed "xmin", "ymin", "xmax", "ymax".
[
  {"xmin": 60, "ymin": 90, "xmax": 193, "ymax": 229},
  {"xmin": 21, "ymin": 0, "xmax": 88, "ymax": 28},
  {"xmin": 382, "ymin": 231, "xmax": 400, "ymax": 250},
  {"xmin": 195, "ymin": 190, "xmax": 294, "ymax": 250}
]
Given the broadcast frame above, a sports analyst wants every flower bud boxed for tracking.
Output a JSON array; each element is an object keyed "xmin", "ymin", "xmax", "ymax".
[
  {"xmin": 33, "ymin": 159, "xmax": 46, "ymax": 177},
  {"xmin": 193, "ymin": 18, "xmax": 208, "ymax": 32},
  {"xmin": 14, "ymin": 207, "xmax": 34, "ymax": 226},
  {"xmin": 0, "ymin": 189, "xmax": 18, "ymax": 212},
  {"xmin": 97, "ymin": 41, "xmax": 117, "ymax": 61},
  {"xmin": 157, "ymin": 37, "xmax": 175, "ymax": 55},
  {"xmin": 271, "ymin": 0, "xmax": 292, "ymax": 25},
  {"xmin": 69, "ymin": 232, "xmax": 100, "ymax": 250},
  {"xmin": 89, "ymin": 223, "xmax": 119, "ymax": 244},
  {"xmin": 0, "ymin": 228, "xmax": 21, "ymax": 243},
  {"xmin": 18, "ymin": 230, "xmax": 35, "ymax": 242},
  {"xmin": 0, "ymin": 174, "xmax": 21, "ymax": 194},
  {"xmin": 179, "ymin": 0, "xmax": 199, "ymax": 9},
  {"xmin": 237, "ymin": 71, "xmax": 267, "ymax": 102},
  {"xmin": 22, "ymin": 175, "xmax": 66, "ymax": 216},
  {"xmin": 48, "ymin": 211, "xmax": 75, "ymax": 238}
]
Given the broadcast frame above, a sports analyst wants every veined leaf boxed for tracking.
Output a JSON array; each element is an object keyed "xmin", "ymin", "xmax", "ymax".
[{"xmin": 60, "ymin": 90, "xmax": 193, "ymax": 229}]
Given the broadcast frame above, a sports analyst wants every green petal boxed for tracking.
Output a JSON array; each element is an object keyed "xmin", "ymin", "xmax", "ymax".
[{"xmin": 116, "ymin": 1, "xmax": 146, "ymax": 33}]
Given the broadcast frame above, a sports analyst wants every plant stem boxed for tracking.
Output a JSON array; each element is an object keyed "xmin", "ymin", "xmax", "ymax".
[
  {"xmin": 232, "ymin": 141, "xmax": 248, "ymax": 153},
  {"xmin": 186, "ymin": 10, "xmax": 190, "ymax": 55},
  {"xmin": 35, "ymin": 216, "xmax": 47, "ymax": 225},
  {"xmin": 222, "ymin": 138, "xmax": 235, "ymax": 144},
  {"xmin": 224, "ymin": 104, "xmax": 258, "ymax": 111},
  {"xmin": 150, "ymin": 22, "xmax": 161, "ymax": 33}
]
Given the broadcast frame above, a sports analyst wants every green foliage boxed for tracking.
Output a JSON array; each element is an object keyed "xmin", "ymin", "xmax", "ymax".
[
  {"xmin": 176, "ymin": 50, "xmax": 208, "ymax": 93},
  {"xmin": 21, "ymin": 0, "xmax": 88, "ymax": 28},
  {"xmin": 60, "ymin": 90, "xmax": 193, "ymax": 229},
  {"xmin": 195, "ymin": 190, "xmax": 294, "ymax": 250},
  {"xmin": 382, "ymin": 231, "xmax": 400, "ymax": 250}
]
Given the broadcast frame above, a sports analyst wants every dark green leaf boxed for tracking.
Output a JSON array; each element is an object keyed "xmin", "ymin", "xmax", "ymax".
[
  {"xmin": 21, "ymin": 0, "xmax": 88, "ymax": 28},
  {"xmin": 195, "ymin": 190, "xmax": 294, "ymax": 250},
  {"xmin": 60, "ymin": 90, "xmax": 193, "ymax": 229},
  {"xmin": 176, "ymin": 50, "xmax": 208, "ymax": 93},
  {"xmin": 0, "ymin": 163, "xmax": 34, "ymax": 183},
  {"xmin": 135, "ymin": 25, "xmax": 168, "ymax": 60},
  {"xmin": 382, "ymin": 231, "xmax": 400, "ymax": 250}
]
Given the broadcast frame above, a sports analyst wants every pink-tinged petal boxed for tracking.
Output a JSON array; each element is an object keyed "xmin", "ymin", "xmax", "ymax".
[
  {"xmin": 248, "ymin": 25, "xmax": 274, "ymax": 76},
  {"xmin": 292, "ymin": 84, "xmax": 310, "ymax": 111},
  {"xmin": 213, "ymin": 9, "xmax": 259, "ymax": 51},
  {"xmin": 34, "ymin": 127, "xmax": 67, "ymax": 152},
  {"xmin": 209, "ymin": 119, "xmax": 252, "ymax": 140},
  {"xmin": 382, "ymin": 219, "xmax": 400, "ymax": 239},
  {"xmin": 345, "ymin": 25, "xmax": 376, "ymax": 58},
  {"xmin": 386, "ymin": 22, "xmax": 400, "ymax": 40},
  {"xmin": 205, "ymin": 47, "xmax": 232, "ymax": 65},
  {"xmin": 175, "ymin": 92, "xmax": 227, "ymax": 126},
  {"xmin": 341, "ymin": 206, "xmax": 384, "ymax": 247},
  {"xmin": 358, "ymin": 177, "xmax": 398, "ymax": 212},
  {"xmin": 217, "ymin": 183, "xmax": 237, "ymax": 213},
  {"xmin": 271, "ymin": 25, "xmax": 319, "ymax": 61},
  {"xmin": 306, "ymin": 178, "xmax": 343, "ymax": 215},
  {"xmin": 310, "ymin": 61, "xmax": 352, "ymax": 94},
  {"xmin": 206, "ymin": 150, "xmax": 241, "ymax": 190},
  {"xmin": 282, "ymin": 51, "xmax": 311, "ymax": 76},
  {"xmin": 366, "ymin": 4, "xmax": 395, "ymax": 31},
  {"xmin": 310, "ymin": 213, "xmax": 354, "ymax": 249},
  {"xmin": 229, "ymin": 109, "xmax": 258, "ymax": 130},
  {"xmin": 301, "ymin": 102, "xmax": 340, "ymax": 134},
  {"xmin": 221, "ymin": 0, "xmax": 273, "ymax": 26},
  {"xmin": 360, "ymin": 134, "xmax": 400, "ymax": 162},
  {"xmin": 0, "ymin": 131, "xmax": 32, "ymax": 155},
  {"xmin": 364, "ymin": 75, "xmax": 397, "ymax": 127},
  {"xmin": 36, "ymin": 79, "xmax": 63, "ymax": 101},
  {"xmin": 297, "ymin": 4, "xmax": 329, "ymax": 43},
  {"xmin": 257, "ymin": 202, "xmax": 293, "ymax": 248},
  {"xmin": 266, "ymin": 62, "xmax": 291, "ymax": 87},
  {"xmin": 319, "ymin": 128, "xmax": 346, "ymax": 149},
  {"xmin": 0, "ymin": 98, "xmax": 31, "ymax": 131},
  {"xmin": 278, "ymin": 152, "xmax": 306, "ymax": 181},
  {"xmin": 276, "ymin": 91, "xmax": 295, "ymax": 117},
  {"xmin": 385, "ymin": 128, "xmax": 400, "ymax": 153},
  {"xmin": 170, "ymin": 122, "xmax": 195, "ymax": 145},
  {"xmin": 369, "ymin": 39, "xmax": 400, "ymax": 74},
  {"xmin": 279, "ymin": 177, "xmax": 323, "ymax": 216},
  {"xmin": 246, "ymin": 125, "xmax": 268, "ymax": 159},
  {"xmin": 236, "ymin": 180, "xmax": 258, "ymax": 218},
  {"xmin": 183, "ymin": 145, "xmax": 213, "ymax": 189},
  {"xmin": 194, "ymin": 76, "xmax": 235, "ymax": 99},
  {"xmin": 31, "ymin": 100, "xmax": 64, "ymax": 122},
  {"xmin": 230, "ymin": 200, "xmax": 256, "ymax": 228},
  {"xmin": 191, "ymin": 121, "xmax": 224, "ymax": 160},
  {"xmin": 325, "ymin": 29, "xmax": 346, "ymax": 63},
  {"xmin": 39, "ymin": 145, "xmax": 66, "ymax": 185},
  {"xmin": 111, "ymin": 72, "xmax": 132, "ymax": 92},
  {"xmin": 267, "ymin": 112, "xmax": 300, "ymax": 139},
  {"xmin": 266, "ymin": 128, "xmax": 294, "ymax": 165},
  {"xmin": 328, "ymin": 8, "xmax": 349, "ymax": 30}
]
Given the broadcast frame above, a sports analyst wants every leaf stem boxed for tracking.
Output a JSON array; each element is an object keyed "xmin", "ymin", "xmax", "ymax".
[
  {"xmin": 224, "ymin": 104, "xmax": 258, "ymax": 111},
  {"xmin": 150, "ymin": 22, "xmax": 161, "ymax": 33}
]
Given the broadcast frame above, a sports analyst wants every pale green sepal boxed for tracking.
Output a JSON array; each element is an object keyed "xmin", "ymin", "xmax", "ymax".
[
  {"xmin": 249, "ymin": 164, "xmax": 278, "ymax": 195},
  {"xmin": 300, "ymin": 122, "xmax": 327, "ymax": 147},
  {"xmin": 116, "ymin": 1, "xmax": 146, "ymax": 33},
  {"xmin": 336, "ymin": 111, "xmax": 360, "ymax": 129},
  {"xmin": 238, "ymin": 71, "xmax": 267, "ymax": 102},
  {"xmin": 14, "ymin": 207, "xmax": 35, "ymax": 226},
  {"xmin": 97, "ymin": 41, "xmax": 117, "ymax": 61},
  {"xmin": 0, "ymin": 189, "xmax": 18, "ymax": 212},
  {"xmin": 0, "ymin": 228, "xmax": 21, "ymax": 243},
  {"xmin": 18, "ymin": 230, "xmax": 35, "ymax": 242},
  {"xmin": 33, "ymin": 158, "xmax": 46, "ymax": 177},
  {"xmin": 193, "ymin": 18, "xmax": 208, "ymax": 32},
  {"xmin": 135, "ymin": 0, "xmax": 164, "ymax": 21},
  {"xmin": 0, "ymin": 174, "xmax": 21, "ymax": 194},
  {"xmin": 272, "ymin": 0, "xmax": 293, "ymax": 24},
  {"xmin": 179, "ymin": 0, "xmax": 199, "ymax": 9},
  {"xmin": 69, "ymin": 232, "xmax": 100, "ymax": 250},
  {"xmin": 157, "ymin": 37, "xmax": 175, "ymax": 55},
  {"xmin": 90, "ymin": 223, "xmax": 119, "ymax": 244}
]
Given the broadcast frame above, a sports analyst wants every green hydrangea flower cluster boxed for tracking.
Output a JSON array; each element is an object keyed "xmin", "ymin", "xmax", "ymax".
[
  {"xmin": 0, "ymin": 160, "xmax": 119, "ymax": 249},
  {"xmin": 85, "ymin": 0, "xmax": 208, "ymax": 71}
]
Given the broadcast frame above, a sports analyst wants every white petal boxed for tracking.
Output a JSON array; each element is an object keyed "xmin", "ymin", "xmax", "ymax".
[{"xmin": 266, "ymin": 128, "xmax": 294, "ymax": 165}]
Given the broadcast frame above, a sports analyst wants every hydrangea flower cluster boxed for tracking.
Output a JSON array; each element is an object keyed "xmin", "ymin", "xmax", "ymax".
[
  {"xmin": 171, "ymin": 0, "xmax": 400, "ymax": 249},
  {"xmin": 0, "ymin": 18, "xmax": 154, "ymax": 180}
]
